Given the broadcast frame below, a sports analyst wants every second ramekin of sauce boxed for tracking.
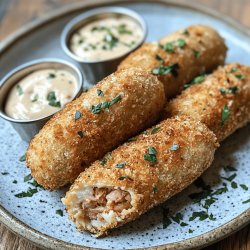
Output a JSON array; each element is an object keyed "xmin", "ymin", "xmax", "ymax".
[
  {"xmin": 61, "ymin": 6, "xmax": 147, "ymax": 84},
  {"xmin": 0, "ymin": 59, "xmax": 83, "ymax": 142}
]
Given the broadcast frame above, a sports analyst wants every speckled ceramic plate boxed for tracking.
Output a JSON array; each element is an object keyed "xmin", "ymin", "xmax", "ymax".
[{"xmin": 0, "ymin": 1, "xmax": 249, "ymax": 249}]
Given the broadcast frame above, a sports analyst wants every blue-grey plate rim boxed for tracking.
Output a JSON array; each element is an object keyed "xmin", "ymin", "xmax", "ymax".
[{"xmin": 0, "ymin": 0, "xmax": 249, "ymax": 249}]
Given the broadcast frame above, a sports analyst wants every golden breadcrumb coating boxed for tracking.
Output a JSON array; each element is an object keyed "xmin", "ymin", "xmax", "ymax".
[
  {"xmin": 62, "ymin": 116, "xmax": 218, "ymax": 236},
  {"xmin": 118, "ymin": 25, "xmax": 227, "ymax": 98},
  {"xmin": 26, "ymin": 68, "xmax": 165, "ymax": 190},
  {"xmin": 164, "ymin": 63, "xmax": 250, "ymax": 142}
]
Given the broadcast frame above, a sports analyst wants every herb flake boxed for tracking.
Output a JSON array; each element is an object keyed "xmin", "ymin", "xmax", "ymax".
[
  {"xmin": 47, "ymin": 91, "xmax": 61, "ymax": 108},
  {"xmin": 15, "ymin": 187, "xmax": 38, "ymax": 198},
  {"xmin": 162, "ymin": 209, "xmax": 172, "ymax": 229},
  {"xmin": 240, "ymin": 184, "xmax": 248, "ymax": 191},
  {"xmin": 16, "ymin": 84, "xmax": 23, "ymax": 95},
  {"xmin": 144, "ymin": 147, "xmax": 157, "ymax": 164},
  {"xmin": 97, "ymin": 89, "xmax": 104, "ymax": 96},
  {"xmin": 77, "ymin": 131, "xmax": 84, "ymax": 138},
  {"xmin": 151, "ymin": 127, "xmax": 160, "ymax": 134},
  {"xmin": 19, "ymin": 153, "xmax": 26, "ymax": 162},
  {"xmin": 242, "ymin": 199, "xmax": 250, "ymax": 204},
  {"xmin": 31, "ymin": 94, "xmax": 38, "ymax": 102},
  {"xmin": 235, "ymin": 74, "xmax": 245, "ymax": 80},
  {"xmin": 151, "ymin": 63, "xmax": 179, "ymax": 77},
  {"xmin": 115, "ymin": 162, "xmax": 127, "ymax": 168},
  {"xmin": 118, "ymin": 176, "xmax": 133, "ymax": 181},
  {"xmin": 177, "ymin": 38, "xmax": 186, "ymax": 48},
  {"xmin": 56, "ymin": 209, "xmax": 64, "ymax": 216},
  {"xmin": 24, "ymin": 174, "xmax": 32, "ymax": 182},
  {"xmin": 221, "ymin": 105, "xmax": 230, "ymax": 125},
  {"xmin": 74, "ymin": 111, "xmax": 82, "ymax": 120},
  {"xmin": 184, "ymin": 74, "xmax": 205, "ymax": 89}
]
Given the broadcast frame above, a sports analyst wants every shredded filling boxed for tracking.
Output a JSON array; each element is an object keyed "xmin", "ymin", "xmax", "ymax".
[{"xmin": 81, "ymin": 187, "xmax": 132, "ymax": 223}]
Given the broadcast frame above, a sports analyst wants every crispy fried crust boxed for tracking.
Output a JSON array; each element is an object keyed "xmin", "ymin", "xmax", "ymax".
[
  {"xmin": 164, "ymin": 63, "xmax": 250, "ymax": 142},
  {"xmin": 26, "ymin": 69, "xmax": 165, "ymax": 190},
  {"xmin": 118, "ymin": 25, "xmax": 227, "ymax": 98},
  {"xmin": 62, "ymin": 116, "xmax": 218, "ymax": 236}
]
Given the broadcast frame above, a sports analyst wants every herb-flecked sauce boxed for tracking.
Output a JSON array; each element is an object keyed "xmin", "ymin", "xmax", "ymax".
[
  {"xmin": 70, "ymin": 15, "xmax": 143, "ymax": 61},
  {"xmin": 5, "ymin": 69, "xmax": 78, "ymax": 120}
]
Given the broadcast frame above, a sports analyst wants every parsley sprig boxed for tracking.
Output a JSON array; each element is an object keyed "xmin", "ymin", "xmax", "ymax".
[{"xmin": 91, "ymin": 95, "xmax": 122, "ymax": 114}]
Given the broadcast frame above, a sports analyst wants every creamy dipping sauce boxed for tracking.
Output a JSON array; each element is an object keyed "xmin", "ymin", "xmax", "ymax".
[
  {"xmin": 70, "ymin": 15, "xmax": 143, "ymax": 61},
  {"xmin": 5, "ymin": 69, "xmax": 78, "ymax": 120}
]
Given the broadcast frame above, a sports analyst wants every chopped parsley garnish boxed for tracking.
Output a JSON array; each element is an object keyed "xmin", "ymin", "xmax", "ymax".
[
  {"xmin": 115, "ymin": 162, "xmax": 127, "ymax": 168},
  {"xmin": 221, "ymin": 104, "xmax": 230, "ymax": 125},
  {"xmin": 162, "ymin": 208, "xmax": 172, "ymax": 229},
  {"xmin": 231, "ymin": 181, "xmax": 238, "ymax": 189},
  {"xmin": 1, "ymin": 172, "xmax": 9, "ymax": 175},
  {"xmin": 193, "ymin": 49, "xmax": 201, "ymax": 58},
  {"xmin": 91, "ymin": 95, "xmax": 122, "ymax": 114},
  {"xmin": 31, "ymin": 94, "xmax": 38, "ymax": 102},
  {"xmin": 170, "ymin": 144, "xmax": 179, "ymax": 151},
  {"xmin": 16, "ymin": 84, "xmax": 23, "ymax": 95},
  {"xmin": 155, "ymin": 54, "xmax": 164, "ymax": 63},
  {"xmin": 220, "ymin": 86, "xmax": 239, "ymax": 95},
  {"xmin": 78, "ymin": 38, "xmax": 85, "ymax": 44},
  {"xmin": 15, "ymin": 187, "xmax": 38, "ymax": 198},
  {"xmin": 171, "ymin": 212, "xmax": 183, "ymax": 224},
  {"xmin": 56, "ymin": 209, "xmax": 63, "ymax": 216},
  {"xmin": 153, "ymin": 186, "xmax": 158, "ymax": 193},
  {"xmin": 103, "ymin": 33, "xmax": 119, "ymax": 50},
  {"xmin": 160, "ymin": 38, "xmax": 186, "ymax": 52},
  {"xmin": 100, "ymin": 152, "xmax": 112, "ymax": 166},
  {"xmin": 47, "ymin": 91, "xmax": 61, "ymax": 108},
  {"xmin": 161, "ymin": 42, "xmax": 175, "ymax": 53},
  {"xmin": 27, "ymin": 180, "xmax": 45, "ymax": 190},
  {"xmin": 100, "ymin": 158, "xmax": 107, "ymax": 166},
  {"xmin": 151, "ymin": 63, "xmax": 179, "ymax": 77},
  {"xmin": 235, "ymin": 74, "xmax": 245, "ymax": 80},
  {"xmin": 223, "ymin": 166, "xmax": 237, "ymax": 172},
  {"xmin": 184, "ymin": 74, "xmax": 205, "ymax": 89},
  {"xmin": 91, "ymin": 26, "xmax": 107, "ymax": 32},
  {"xmin": 240, "ymin": 184, "xmax": 248, "ymax": 190},
  {"xmin": 118, "ymin": 176, "xmax": 132, "ymax": 181},
  {"xmin": 189, "ymin": 211, "xmax": 215, "ymax": 221},
  {"xmin": 77, "ymin": 131, "xmax": 84, "ymax": 138},
  {"xmin": 144, "ymin": 147, "xmax": 157, "ymax": 164},
  {"xmin": 230, "ymin": 68, "xmax": 238, "ymax": 73},
  {"xmin": 242, "ymin": 199, "xmax": 250, "ymax": 204},
  {"xmin": 48, "ymin": 73, "xmax": 56, "ymax": 79},
  {"xmin": 83, "ymin": 87, "xmax": 89, "ymax": 93},
  {"xmin": 13, "ymin": 180, "xmax": 17, "ymax": 184},
  {"xmin": 19, "ymin": 153, "xmax": 26, "ymax": 162},
  {"xmin": 24, "ymin": 174, "xmax": 32, "ymax": 182},
  {"xmin": 180, "ymin": 222, "xmax": 189, "ymax": 227},
  {"xmin": 97, "ymin": 89, "xmax": 104, "ymax": 96},
  {"xmin": 74, "ymin": 111, "xmax": 82, "ymax": 120},
  {"xmin": 151, "ymin": 127, "xmax": 160, "ymax": 134},
  {"xmin": 212, "ymin": 185, "xmax": 228, "ymax": 195},
  {"xmin": 189, "ymin": 229, "xmax": 194, "ymax": 233},
  {"xmin": 117, "ymin": 24, "xmax": 132, "ymax": 35},
  {"xmin": 177, "ymin": 38, "xmax": 186, "ymax": 48},
  {"xmin": 183, "ymin": 29, "xmax": 190, "ymax": 36},
  {"xmin": 91, "ymin": 103, "xmax": 104, "ymax": 114},
  {"xmin": 110, "ymin": 94, "xmax": 122, "ymax": 106},
  {"xmin": 221, "ymin": 173, "xmax": 236, "ymax": 182}
]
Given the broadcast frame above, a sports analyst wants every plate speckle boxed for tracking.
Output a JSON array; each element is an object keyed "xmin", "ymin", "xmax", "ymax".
[{"xmin": 0, "ymin": 2, "xmax": 250, "ymax": 250}]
